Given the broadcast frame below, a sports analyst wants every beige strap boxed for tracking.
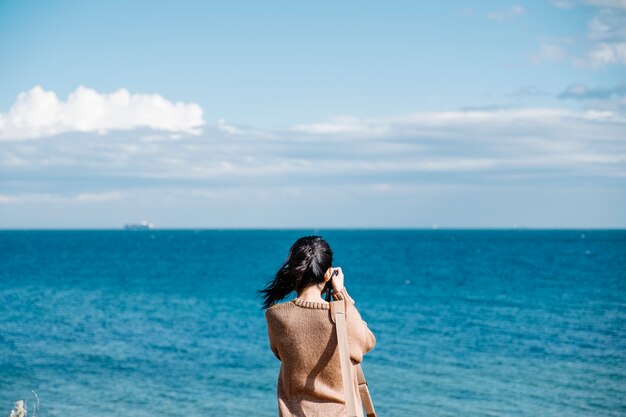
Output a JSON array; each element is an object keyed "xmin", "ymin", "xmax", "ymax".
[
  {"xmin": 331, "ymin": 299, "xmax": 359, "ymax": 417},
  {"xmin": 330, "ymin": 300, "xmax": 376, "ymax": 417},
  {"xmin": 356, "ymin": 364, "xmax": 377, "ymax": 417}
]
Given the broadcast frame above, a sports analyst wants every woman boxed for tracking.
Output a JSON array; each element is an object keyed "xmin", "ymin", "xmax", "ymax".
[{"xmin": 259, "ymin": 235, "xmax": 376, "ymax": 417}]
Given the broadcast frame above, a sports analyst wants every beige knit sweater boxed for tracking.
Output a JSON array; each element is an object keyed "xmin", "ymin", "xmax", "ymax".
[{"xmin": 264, "ymin": 286, "xmax": 376, "ymax": 417}]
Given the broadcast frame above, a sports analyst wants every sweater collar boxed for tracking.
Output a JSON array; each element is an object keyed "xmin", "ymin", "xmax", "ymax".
[{"xmin": 292, "ymin": 298, "xmax": 330, "ymax": 309}]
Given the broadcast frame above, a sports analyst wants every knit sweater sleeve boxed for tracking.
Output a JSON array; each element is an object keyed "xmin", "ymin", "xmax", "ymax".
[
  {"xmin": 332, "ymin": 286, "xmax": 377, "ymax": 363},
  {"xmin": 264, "ymin": 308, "xmax": 281, "ymax": 361}
]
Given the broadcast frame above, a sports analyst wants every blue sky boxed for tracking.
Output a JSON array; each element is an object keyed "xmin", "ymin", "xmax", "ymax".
[{"xmin": 0, "ymin": 0, "xmax": 625, "ymax": 228}]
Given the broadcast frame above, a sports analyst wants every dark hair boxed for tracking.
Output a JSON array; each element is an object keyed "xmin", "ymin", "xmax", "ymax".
[{"xmin": 258, "ymin": 235, "xmax": 333, "ymax": 310}]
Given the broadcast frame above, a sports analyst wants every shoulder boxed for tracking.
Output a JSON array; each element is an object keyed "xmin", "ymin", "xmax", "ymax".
[
  {"xmin": 264, "ymin": 300, "xmax": 294, "ymax": 319},
  {"xmin": 264, "ymin": 301, "xmax": 296, "ymax": 333}
]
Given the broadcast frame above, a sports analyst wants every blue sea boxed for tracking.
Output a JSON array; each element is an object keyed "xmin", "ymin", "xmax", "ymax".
[{"xmin": 1, "ymin": 230, "xmax": 625, "ymax": 417}]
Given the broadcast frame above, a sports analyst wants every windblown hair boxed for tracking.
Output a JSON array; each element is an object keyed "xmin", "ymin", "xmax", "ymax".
[{"xmin": 259, "ymin": 235, "xmax": 333, "ymax": 310}]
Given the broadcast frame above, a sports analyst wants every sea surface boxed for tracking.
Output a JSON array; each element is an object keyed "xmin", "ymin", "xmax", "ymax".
[{"xmin": 1, "ymin": 229, "xmax": 625, "ymax": 417}]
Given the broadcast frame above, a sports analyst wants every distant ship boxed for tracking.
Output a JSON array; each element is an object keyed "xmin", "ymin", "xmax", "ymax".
[{"xmin": 124, "ymin": 220, "xmax": 155, "ymax": 230}]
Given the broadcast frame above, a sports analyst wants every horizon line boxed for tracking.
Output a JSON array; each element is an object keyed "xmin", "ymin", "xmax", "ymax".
[{"xmin": 1, "ymin": 227, "xmax": 625, "ymax": 231}]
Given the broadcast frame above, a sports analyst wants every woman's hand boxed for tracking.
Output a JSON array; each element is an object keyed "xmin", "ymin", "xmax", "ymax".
[{"xmin": 331, "ymin": 266, "xmax": 344, "ymax": 293}]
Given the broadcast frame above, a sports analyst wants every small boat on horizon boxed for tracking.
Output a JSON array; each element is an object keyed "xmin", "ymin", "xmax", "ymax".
[{"xmin": 124, "ymin": 220, "xmax": 155, "ymax": 230}]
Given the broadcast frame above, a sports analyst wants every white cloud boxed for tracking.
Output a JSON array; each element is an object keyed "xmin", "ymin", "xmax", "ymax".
[
  {"xmin": 2, "ymin": 103, "xmax": 624, "ymax": 193},
  {"xmin": 487, "ymin": 5, "xmax": 524, "ymax": 20},
  {"xmin": 546, "ymin": 0, "xmax": 626, "ymax": 67},
  {"xmin": 291, "ymin": 107, "xmax": 626, "ymax": 138},
  {"xmin": 0, "ymin": 191, "xmax": 126, "ymax": 204},
  {"xmin": 580, "ymin": 42, "xmax": 626, "ymax": 66},
  {"xmin": 529, "ymin": 43, "xmax": 569, "ymax": 64},
  {"xmin": 0, "ymin": 85, "xmax": 205, "ymax": 140},
  {"xmin": 551, "ymin": 0, "xmax": 576, "ymax": 9},
  {"xmin": 292, "ymin": 115, "xmax": 391, "ymax": 137},
  {"xmin": 1, "ymin": 102, "xmax": 625, "ymax": 228},
  {"xmin": 217, "ymin": 118, "xmax": 242, "ymax": 134},
  {"xmin": 577, "ymin": 6, "xmax": 626, "ymax": 66},
  {"xmin": 0, "ymin": 194, "xmax": 19, "ymax": 203},
  {"xmin": 584, "ymin": 0, "xmax": 626, "ymax": 9},
  {"xmin": 527, "ymin": 34, "xmax": 576, "ymax": 65},
  {"xmin": 215, "ymin": 117, "xmax": 276, "ymax": 138},
  {"xmin": 75, "ymin": 191, "xmax": 125, "ymax": 203},
  {"xmin": 507, "ymin": 85, "xmax": 550, "ymax": 97}
]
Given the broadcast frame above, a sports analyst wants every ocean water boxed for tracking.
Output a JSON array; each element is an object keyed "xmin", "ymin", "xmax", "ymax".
[{"xmin": 1, "ymin": 229, "xmax": 625, "ymax": 417}]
